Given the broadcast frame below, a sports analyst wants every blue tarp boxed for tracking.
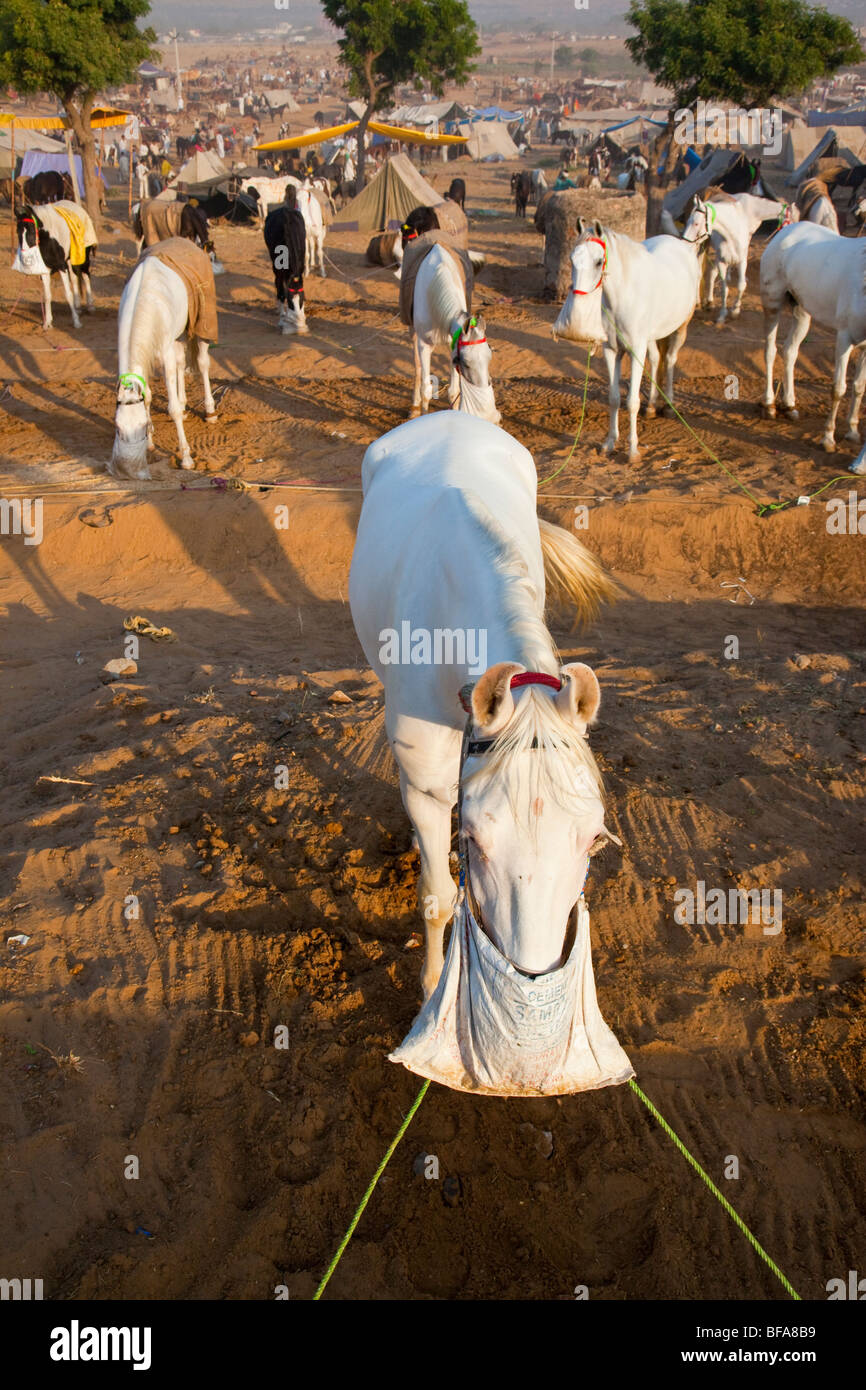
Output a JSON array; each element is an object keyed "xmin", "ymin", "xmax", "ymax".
[
  {"xmin": 471, "ymin": 105, "xmax": 524, "ymax": 122},
  {"xmin": 808, "ymin": 108, "xmax": 866, "ymax": 127}
]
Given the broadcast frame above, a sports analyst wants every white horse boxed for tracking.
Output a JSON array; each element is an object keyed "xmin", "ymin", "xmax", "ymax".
[
  {"xmin": 410, "ymin": 242, "xmax": 499, "ymax": 422},
  {"xmin": 110, "ymin": 256, "xmax": 216, "ymax": 478},
  {"xmin": 349, "ymin": 411, "xmax": 618, "ymax": 1000},
  {"xmin": 682, "ymin": 193, "xmax": 793, "ymax": 322},
  {"xmin": 241, "ymin": 174, "xmax": 299, "ymax": 224},
  {"xmin": 760, "ymin": 222, "xmax": 866, "ymax": 451},
  {"xmin": 294, "ymin": 185, "xmax": 326, "ymax": 277},
  {"xmin": 554, "ymin": 218, "xmax": 701, "ymax": 462},
  {"xmin": 796, "ymin": 179, "xmax": 839, "ymax": 233}
]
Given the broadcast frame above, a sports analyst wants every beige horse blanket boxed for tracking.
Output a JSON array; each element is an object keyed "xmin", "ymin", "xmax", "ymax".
[
  {"xmin": 399, "ymin": 230, "xmax": 474, "ymax": 329},
  {"xmin": 140, "ymin": 237, "xmax": 218, "ymax": 343},
  {"xmin": 140, "ymin": 198, "xmax": 184, "ymax": 246}
]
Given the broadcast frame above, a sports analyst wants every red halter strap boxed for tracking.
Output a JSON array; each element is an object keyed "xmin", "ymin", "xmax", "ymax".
[
  {"xmin": 458, "ymin": 671, "xmax": 561, "ymax": 713},
  {"xmin": 573, "ymin": 236, "xmax": 607, "ymax": 294}
]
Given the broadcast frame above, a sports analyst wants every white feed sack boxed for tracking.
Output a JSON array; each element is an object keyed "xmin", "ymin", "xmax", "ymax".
[
  {"xmin": 391, "ymin": 896, "xmax": 634, "ymax": 1097},
  {"xmin": 12, "ymin": 240, "xmax": 49, "ymax": 276},
  {"xmin": 552, "ymin": 285, "xmax": 605, "ymax": 354}
]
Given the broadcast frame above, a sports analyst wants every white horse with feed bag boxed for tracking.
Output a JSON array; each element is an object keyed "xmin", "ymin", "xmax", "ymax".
[
  {"xmin": 349, "ymin": 411, "xmax": 633, "ymax": 1096},
  {"xmin": 553, "ymin": 218, "xmax": 702, "ymax": 463}
]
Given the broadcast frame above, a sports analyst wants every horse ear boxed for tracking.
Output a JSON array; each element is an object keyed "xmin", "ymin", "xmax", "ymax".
[
  {"xmin": 593, "ymin": 220, "xmax": 603, "ymax": 237},
  {"xmin": 576, "ymin": 216, "xmax": 586, "ymax": 235},
  {"xmin": 555, "ymin": 662, "xmax": 600, "ymax": 734},
  {"xmin": 471, "ymin": 662, "xmax": 524, "ymax": 736}
]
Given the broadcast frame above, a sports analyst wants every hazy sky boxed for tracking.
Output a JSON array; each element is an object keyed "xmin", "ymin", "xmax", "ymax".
[{"xmin": 147, "ymin": 0, "xmax": 862, "ymax": 40}]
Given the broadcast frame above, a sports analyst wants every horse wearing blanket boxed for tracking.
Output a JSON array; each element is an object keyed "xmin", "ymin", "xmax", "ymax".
[
  {"xmin": 111, "ymin": 237, "xmax": 218, "ymax": 478},
  {"xmin": 13, "ymin": 200, "xmax": 97, "ymax": 329}
]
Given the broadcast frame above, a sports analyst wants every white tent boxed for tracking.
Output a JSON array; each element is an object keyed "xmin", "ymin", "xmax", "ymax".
[
  {"xmin": 459, "ymin": 120, "xmax": 519, "ymax": 160},
  {"xmin": 176, "ymin": 148, "xmax": 229, "ymax": 184}
]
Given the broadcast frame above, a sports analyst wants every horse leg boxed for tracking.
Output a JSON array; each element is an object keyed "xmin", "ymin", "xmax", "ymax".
[
  {"xmin": 40, "ymin": 272, "xmax": 53, "ymax": 329},
  {"xmin": 80, "ymin": 268, "xmax": 95, "ymax": 312},
  {"xmin": 58, "ymin": 268, "xmax": 82, "ymax": 329},
  {"xmin": 419, "ymin": 340, "xmax": 434, "ymax": 414},
  {"xmin": 843, "ymin": 349, "xmax": 866, "ymax": 443},
  {"xmin": 780, "ymin": 304, "xmax": 811, "ymax": 420},
  {"xmin": 823, "ymin": 336, "xmax": 854, "ymax": 452},
  {"xmin": 317, "ymin": 231, "xmax": 326, "ymax": 277},
  {"xmin": 402, "ymin": 779, "xmax": 457, "ymax": 1001},
  {"xmin": 716, "ymin": 263, "xmax": 730, "ymax": 323},
  {"xmin": 174, "ymin": 341, "xmax": 188, "ymax": 417},
  {"xmin": 762, "ymin": 307, "xmax": 781, "ymax": 416},
  {"xmin": 410, "ymin": 334, "xmax": 423, "ymax": 418},
  {"xmin": 702, "ymin": 258, "xmax": 716, "ymax": 310},
  {"xmin": 448, "ymin": 360, "xmax": 461, "ymax": 408},
  {"xmin": 730, "ymin": 255, "xmax": 747, "ymax": 318},
  {"xmin": 663, "ymin": 323, "xmax": 689, "ymax": 410},
  {"xmin": 643, "ymin": 339, "xmax": 661, "ymax": 418},
  {"xmin": 164, "ymin": 346, "xmax": 193, "ymax": 468},
  {"xmin": 602, "ymin": 343, "xmax": 621, "ymax": 454},
  {"xmin": 625, "ymin": 343, "xmax": 647, "ymax": 462},
  {"xmin": 196, "ymin": 337, "xmax": 217, "ymax": 421}
]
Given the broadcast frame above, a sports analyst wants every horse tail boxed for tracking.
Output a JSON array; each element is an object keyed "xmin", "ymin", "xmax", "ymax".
[{"xmin": 538, "ymin": 517, "xmax": 618, "ymax": 625}]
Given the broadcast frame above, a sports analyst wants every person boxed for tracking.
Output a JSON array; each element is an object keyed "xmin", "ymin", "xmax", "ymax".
[{"xmin": 215, "ymin": 130, "xmax": 225, "ymax": 159}]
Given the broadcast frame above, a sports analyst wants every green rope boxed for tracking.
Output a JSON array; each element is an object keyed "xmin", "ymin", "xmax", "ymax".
[
  {"xmin": 628, "ymin": 1078, "xmax": 801, "ymax": 1300},
  {"xmin": 537, "ymin": 343, "xmax": 593, "ymax": 487},
  {"xmin": 313, "ymin": 1078, "xmax": 430, "ymax": 1300},
  {"xmin": 601, "ymin": 304, "xmax": 855, "ymax": 518}
]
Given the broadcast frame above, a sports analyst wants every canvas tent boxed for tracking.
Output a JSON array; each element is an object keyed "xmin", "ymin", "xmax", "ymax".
[
  {"xmin": 780, "ymin": 119, "xmax": 817, "ymax": 172},
  {"xmin": 459, "ymin": 120, "xmax": 519, "ymax": 160},
  {"xmin": 389, "ymin": 101, "xmax": 471, "ymax": 130},
  {"xmin": 663, "ymin": 149, "xmax": 743, "ymax": 219},
  {"xmin": 332, "ymin": 153, "xmax": 445, "ymax": 231},
  {"xmin": 262, "ymin": 90, "xmax": 300, "ymax": 113},
  {"xmin": 176, "ymin": 148, "xmax": 229, "ymax": 186},
  {"xmin": 784, "ymin": 127, "xmax": 864, "ymax": 185}
]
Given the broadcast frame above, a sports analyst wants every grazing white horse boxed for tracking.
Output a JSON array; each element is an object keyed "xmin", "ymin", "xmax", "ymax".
[
  {"xmin": 241, "ymin": 174, "xmax": 300, "ymax": 224},
  {"xmin": 682, "ymin": 193, "xmax": 792, "ymax": 322},
  {"xmin": 110, "ymin": 256, "xmax": 216, "ymax": 478},
  {"xmin": 349, "ymin": 411, "xmax": 618, "ymax": 1001},
  {"xmin": 760, "ymin": 222, "xmax": 866, "ymax": 451},
  {"xmin": 554, "ymin": 218, "xmax": 701, "ymax": 462},
  {"xmin": 410, "ymin": 242, "xmax": 499, "ymax": 422},
  {"xmin": 294, "ymin": 185, "xmax": 326, "ymax": 277}
]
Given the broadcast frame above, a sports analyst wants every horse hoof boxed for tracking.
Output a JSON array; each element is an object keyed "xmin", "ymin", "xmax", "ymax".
[
  {"xmin": 409, "ymin": 405, "xmax": 422, "ymax": 419},
  {"xmin": 642, "ymin": 404, "xmax": 656, "ymax": 420},
  {"xmin": 205, "ymin": 414, "xmax": 218, "ymax": 423},
  {"xmin": 628, "ymin": 452, "xmax": 641, "ymax": 465},
  {"xmin": 760, "ymin": 403, "xmax": 776, "ymax": 419},
  {"xmin": 180, "ymin": 458, "xmax": 195, "ymax": 470},
  {"xmin": 822, "ymin": 438, "xmax": 836, "ymax": 453}
]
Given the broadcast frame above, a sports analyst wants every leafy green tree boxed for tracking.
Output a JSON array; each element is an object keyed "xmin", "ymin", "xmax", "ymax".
[
  {"xmin": 0, "ymin": 0, "xmax": 156, "ymax": 223},
  {"xmin": 321, "ymin": 0, "xmax": 479, "ymax": 191},
  {"xmin": 625, "ymin": 0, "xmax": 862, "ymax": 232},
  {"xmin": 554, "ymin": 45, "xmax": 574, "ymax": 69}
]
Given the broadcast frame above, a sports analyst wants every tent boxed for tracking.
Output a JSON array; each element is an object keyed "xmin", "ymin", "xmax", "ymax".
[
  {"xmin": 470, "ymin": 106, "xmax": 525, "ymax": 122},
  {"xmin": 663, "ymin": 149, "xmax": 743, "ymax": 218},
  {"xmin": 808, "ymin": 107, "xmax": 866, "ymax": 128},
  {"xmin": 332, "ymin": 153, "xmax": 446, "ymax": 232},
  {"xmin": 389, "ymin": 101, "xmax": 471, "ymax": 129},
  {"xmin": 176, "ymin": 148, "xmax": 229, "ymax": 185},
  {"xmin": 458, "ymin": 120, "xmax": 519, "ymax": 161},
  {"xmin": 784, "ymin": 127, "xmax": 864, "ymax": 185},
  {"xmin": 780, "ymin": 118, "xmax": 817, "ymax": 172},
  {"xmin": 262, "ymin": 90, "xmax": 300, "ymax": 113}
]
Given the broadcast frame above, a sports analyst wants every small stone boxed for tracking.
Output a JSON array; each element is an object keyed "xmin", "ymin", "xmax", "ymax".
[
  {"xmin": 442, "ymin": 1174, "xmax": 462, "ymax": 1207},
  {"xmin": 239, "ymin": 1031, "xmax": 259, "ymax": 1047},
  {"xmin": 793, "ymin": 653, "xmax": 811, "ymax": 669},
  {"xmin": 102, "ymin": 657, "xmax": 137, "ymax": 682},
  {"xmin": 328, "ymin": 690, "xmax": 352, "ymax": 704}
]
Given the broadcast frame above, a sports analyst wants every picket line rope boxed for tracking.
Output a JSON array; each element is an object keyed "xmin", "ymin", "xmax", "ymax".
[
  {"xmin": 313, "ymin": 1078, "xmax": 430, "ymax": 1300},
  {"xmin": 628, "ymin": 1079, "xmax": 800, "ymax": 1299},
  {"xmin": 312, "ymin": 1071, "xmax": 800, "ymax": 1301}
]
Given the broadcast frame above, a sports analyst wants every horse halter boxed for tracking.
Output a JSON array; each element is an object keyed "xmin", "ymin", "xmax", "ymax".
[
  {"xmin": 458, "ymin": 671, "xmax": 562, "ymax": 755},
  {"xmin": 572, "ymin": 236, "xmax": 607, "ymax": 294},
  {"xmin": 117, "ymin": 371, "xmax": 147, "ymax": 400},
  {"xmin": 683, "ymin": 202, "xmax": 717, "ymax": 243},
  {"xmin": 451, "ymin": 316, "xmax": 488, "ymax": 371}
]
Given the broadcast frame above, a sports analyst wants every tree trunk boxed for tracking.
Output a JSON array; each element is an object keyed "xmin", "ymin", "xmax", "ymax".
[
  {"xmin": 354, "ymin": 102, "xmax": 372, "ymax": 196},
  {"xmin": 645, "ymin": 111, "xmax": 676, "ymax": 237},
  {"xmin": 65, "ymin": 95, "xmax": 102, "ymax": 229}
]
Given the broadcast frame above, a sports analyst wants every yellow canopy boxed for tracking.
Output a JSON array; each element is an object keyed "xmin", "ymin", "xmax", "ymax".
[
  {"xmin": 254, "ymin": 118, "xmax": 467, "ymax": 152},
  {"xmin": 0, "ymin": 107, "xmax": 131, "ymax": 130}
]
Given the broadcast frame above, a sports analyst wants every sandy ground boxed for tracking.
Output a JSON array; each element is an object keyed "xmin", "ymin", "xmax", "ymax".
[{"xmin": 1, "ymin": 146, "xmax": 865, "ymax": 1302}]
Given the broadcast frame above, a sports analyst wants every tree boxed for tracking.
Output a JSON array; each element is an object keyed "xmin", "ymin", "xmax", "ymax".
[
  {"xmin": 554, "ymin": 45, "xmax": 574, "ymax": 69},
  {"xmin": 625, "ymin": 0, "xmax": 862, "ymax": 233},
  {"xmin": 0, "ymin": 0, "xmax": 156, "ymax": 225},
  {"xmin": 321, "ymin": 0, "xmax": 479, "ymax": 193}
]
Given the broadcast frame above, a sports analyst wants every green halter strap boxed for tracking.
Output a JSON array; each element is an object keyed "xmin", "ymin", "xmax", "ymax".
[{"xmin": 118, "ymin": 372, "xmax": 147, "ymax": 395}]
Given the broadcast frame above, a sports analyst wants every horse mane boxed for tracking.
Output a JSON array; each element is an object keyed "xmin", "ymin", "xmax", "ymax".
[{"xmin": 458, "ymin": 493, "xmax": 605, "ymax": 811}]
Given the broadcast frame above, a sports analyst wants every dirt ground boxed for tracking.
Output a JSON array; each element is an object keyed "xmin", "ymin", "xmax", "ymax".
[{"xmin": 1, "ymin": 142, "xmax": 865, "ymax": 1302}]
